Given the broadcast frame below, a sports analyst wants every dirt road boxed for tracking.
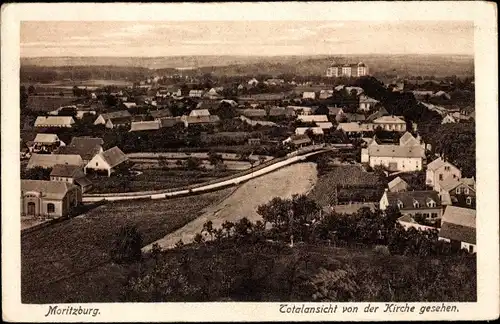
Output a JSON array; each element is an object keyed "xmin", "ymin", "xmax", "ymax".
[{"xmin": 143, "ymin": 162, "xmax": 317, "ymax": 251}]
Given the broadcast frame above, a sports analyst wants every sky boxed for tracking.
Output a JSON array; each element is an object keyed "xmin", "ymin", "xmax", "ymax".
[{"xmin": 20, "ymin": 21, "xmax": 474, "ymax": 57}]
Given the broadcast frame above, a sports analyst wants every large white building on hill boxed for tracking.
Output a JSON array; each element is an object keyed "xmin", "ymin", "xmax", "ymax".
[{"xmin": 326, "ymin": 62, "xmax": 369, "ymax": 78}]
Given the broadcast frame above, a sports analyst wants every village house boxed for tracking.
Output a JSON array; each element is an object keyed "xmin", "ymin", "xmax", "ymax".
[
  {"xmin": 282, "ymin": 134, "xmax": 312, "ymax": 147},
  {"xmin": 439, "ymin": 206, "xmax": 476, "ymax": 253},
  {"xmin": 397, "ymin": 214, "xmax": 436, "ymax": 232},
  {"xmin": 85, "ymin": 146, "xmax": 129, "ymax": 177},
  {"xmin": 269, "ymin": 107, "xmax": 296, "ymax": 118},
  {"xmin": 150, "ymin": 108, "xmax": 173, "ymax": 120},
  {"xmin": 105, "ymin": 116, "xmax": 132, "ymax": 129},
  {"xmin": 287, "ymin": 106, "xmax": 313, "ymax": 116},
  {"xmin": 181, "ymin": 115, "xmax": 221, "ymax": 127},
  {"xmin": 189, "ymin": 90, "xmax": 205, "ymax": 98},
  {"xmin": 337, "ymin": 122, "xmax": 374, "ymax": 135},
  {"xmin": 247, "ymin": 78, "xmax": 259, "ymax": 86},
  {"xmin": 93, "ymin": 110, "xmax": 132, "ymax": 125},
  {"xmin": 295, "ymin": 127, "xmax": 324, "ymax": 136},
  {"xmin": 129, "ymin": 120, "xmax": 161, "ymax": 132},
  {"xmin": 53, "ymin": 137, "xmax": 103, "ymax": 165},
  {"xmin": 27, "ymin": 153, "xmax": 84, "ymax": 170},
  {"xmin": 297, "ymin": 115, "xmax": 329, "ymax": 123},
  {"xmin": 122, "ymin": 102, "xmax": 137, "ymax": 110},
  {"xmin": 388, "ymin": 176, "xmax": 409, "ymax": 192},
  {"xmin": 239, "ymin": 109, "xmax": 267, "ymax": 118},
  {"xmin": 248, "ymin": 138, "xmax": 261, "ymax": 146},
  {"xmin": 21, "ymin": 179, "xmax": 81, "ymax": 219},
  {"xmin": 361, "ymin": 143, "xmax": 425, "ymax": 172},
  {"xmin": 50, "ymin": 164, "xmax": 93, "ymax": 193},
  {"xmin": 328, "ymin": 107, "xmax": 345, "ymax": 122},
  {"xmin": 438, "ymin": 177, "xmax": 476, "ymax": 208},
  {"xmin": 380, "ymin": 190, "xmax": 443, "ymax": 221},
  {"xmin": 319, "ymin": 90, "xmax": 334, "ymax": 99},
  {"xmin": 315, "ymin": 122, "xmax": 334, "ymax": 130},
  {"xmin": 425, "ymin": 157, "xmax": 462, "ymax": 191},
  {"xmin": 358, "ymin": 94, "xmax": 379, "ymax": 111},
  {"xmin": 441, "ymin": 114, "xmax": 457, "ymax": 124},
  {"xmin": 34, "ymin": 116, "xmax": 75, "ymax": 128},
  {"xmin": 366, "ymin": 107, "xmax": 390, "ymax": 122},
  {"xmin": 160, "ymin": 117, "xmax": 184, "ymax": 128},
  {"xmin": 343, "ymin": 113, "xmax": 366, "ymax": 123},
  {"xmin": 32, "ymin": 133, "xmax": 64, "ymax": 153},
  {"xmin": 372, "ymin": 116, "xmax": 407, "ymax": 132},
  {"xmin": 302, "ymin": 91, "xmax": 316, "ymax": 100},
  {"xmin": 239, "ymin": 115, "xmax": 277, "ymax": 127},
  {"xmin": 189, "ymin": 109, "xmax": 211, "ymax": 117},
  {"xmin": 196, "ymin": 101, "xmax": 221, "ymax": 111}
]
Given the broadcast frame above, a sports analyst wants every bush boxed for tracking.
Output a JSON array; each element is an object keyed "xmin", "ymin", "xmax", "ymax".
[{"xmin": 111, "ymin": 225, "xmax": 143, "ymax": 264}]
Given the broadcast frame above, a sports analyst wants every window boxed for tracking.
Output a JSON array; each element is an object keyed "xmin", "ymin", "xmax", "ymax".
[
  {"xmin": 444, "ymin": 166, "xmax": 450, "ymax": 171},
  {"xmin": 464, "ymin": 187, "xmax": 469, "ymax": 195},
  {"xmin": 468, "ymin": 245, "xmax": 474, "ymax": 253},
  {"xmin": 456, "ymin": 187, "xmax": 462, "ymax": 194},
  {"xmin": 439, "ymin": 174, "xmax": 443, "ymax": 181},
  {"xmin": 95, "ymin": 162, "xmax": 98, "ymax": 167},
  {"xmin": 47, "ymin": 203, "xmax": 55, "ymax": 213},
  {"xmin": 413, "ymin": 201, "xmax": 420, "ymax": 208},
  {"xmin": 397, "ymin": 201, "xmax": 403, "ymax": 209},
  {"xmin": 424, "ymin": 213, "xmax": 430, "ymax": 218},
  {"xmin": 427, "ymin": 200, "xmax": 436, "ymax": 208},
  {"xmin": 431, "ymin": 213, "xmax": 438, "ymax": 218},
  {"xmin": 466, "ymin": 197, "xmax": 472, "ymax": 205}
]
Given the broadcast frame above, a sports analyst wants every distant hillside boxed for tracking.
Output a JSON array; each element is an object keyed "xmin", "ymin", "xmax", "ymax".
[{"xmin": 20, "ymin": 54, "xmax": 474, "ymax": 79}]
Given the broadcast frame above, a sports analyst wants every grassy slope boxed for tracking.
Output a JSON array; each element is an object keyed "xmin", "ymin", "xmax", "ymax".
[{"xmin": 21, "ymin": 188, "xmax": 233, "ymax": 303}]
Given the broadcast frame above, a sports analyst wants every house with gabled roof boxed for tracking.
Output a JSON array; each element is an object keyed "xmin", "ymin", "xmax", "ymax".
[
  {"xmin": 372, "ymin": 115, "xmax": 407, "ymax": 132},
  {"xmin": 34, "ymin": 116, "xmax": 75, "ymax": 128},
  {"xmin": 366, "ymin": 107, "xmax": 389, "ymax": 122},
  {"xmin": 94, "ymin": 110, "xmax": 132, "ymax": 125},
  {"xmin": 50, "ymin": 164, "xmax": 92, "ymax": 193},
  {"xmin": 302, "ymin": 91, "xmax": 316, "ymax": 100},
  {"xmin": 380, "ymin": 189, "xmax": 442, "ymax": 221},
  {"xmin": 297, "ymin": 115, "xmax": 329, "ymax": 123},
  {"xmin": 439, "ymin": 206, "xmax": 476, "ymax": 253},
  {"xmin": 150, "ymin": 108, "xmax": 173, "ymax": 120},
  {"xmin": 361, "ymin": 144, "xmax": 425, "ymax": 172},
  {"xmin": 189, "ymin": 109, "xmax": 211, "ymax": 117},
  {"xmin": 181, "ymin": 115, "xmax": 221, "ymax": 127},
  {"xmin": 84, "ymin": 146, "xmax": 129, "ymax": 177},
  {"xmin": 315, "ymin": 122, "xmax": 334, "ymax": 130},
  {"xmin": 359, "ymin": 94, "xmax": 379, "ymax": 111},
  {"xmin": 53, "ymin": 137, "xmax": 103, "ymax": 164},
  {"xmin": 425, "ymin": 157, "xmax": 462, "ymax": 191},
  {"xmin": 27, "ymin": 153, "xmax": 84, "ymax": 170},
  {"xmin": 388, "ymin": 176, "xmax": 409, "ymax": 192},
  {"xmin": 295, "ymin": 127, "xmax": 324, "ymax": 136},
  {"xmin": 21, "ymin": 179, "xmax": 81, "ymax": 218},
  {"xmin": 189, "ymin": 89, "xmax": 204, "ymax": 98},
  {"xmin": 240, "ymin": 109, "xmax": 267, "ymax": 118},
  {"xmin": 282, "ymin": 134, "xmax": 312, "ymax": 147},
  {"xmin": 319, "ymin": 90, "xmax": 334, "ymax": 99},
  {"xmin": 438, "ymin": 176, "xmax": 476, "ymax": 208},
  {"xmin": 129, "ymin": 120, "xmax": 161, "ymax": 132},
  {"xmin": 344, "ymin": 113, "xmax": 366, "ymax": 122},
  {"xmin": 32, "ymin": 133, "xmax": 64, "ymax": 153}
]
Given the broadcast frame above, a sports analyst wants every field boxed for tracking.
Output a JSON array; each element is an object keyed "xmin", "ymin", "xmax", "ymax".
[
  {"xmin": 87, "ymin": 168, "xmax": 238, "ymax": 194},
  {"xmin": 143, "ymin": 162, "xmax": 318, "ymax": 250},
  {"xmin": 26, "ymin": 95, "xmax": 79, "ymax": 112},
  {"xmin": 21, "ymin": 188, "xmax": 234, "ymax": 303},
  {"xmin": 310, "ymin": 164, "xmax": 386, "ymax": 206}
]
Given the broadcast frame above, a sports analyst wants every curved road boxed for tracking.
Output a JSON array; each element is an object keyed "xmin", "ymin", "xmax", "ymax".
[{"xmin": 82, "ymin": 147, "xmax": 333, "ymax": 203}]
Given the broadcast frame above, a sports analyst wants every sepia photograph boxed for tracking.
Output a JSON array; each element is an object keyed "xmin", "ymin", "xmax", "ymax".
[{"xmin": 2, "ymin": 1, "xmax": 499, "ymax": 322}]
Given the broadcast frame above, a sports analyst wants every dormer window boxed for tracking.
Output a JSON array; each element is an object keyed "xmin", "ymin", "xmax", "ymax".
[
  {"xmin": 413, "ymin": 200, "xmax": 420, "ymax": 208},
  {"xmin": 427, "ymin": 199, "xmax": 436, "ymax": 208},
  {"xmin": 397, "ymin": 200, "xmax": 404, "ymax": 209}
]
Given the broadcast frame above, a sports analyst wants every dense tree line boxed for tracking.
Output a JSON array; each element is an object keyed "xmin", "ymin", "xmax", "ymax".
[{"xmin": 121, "ymin": 195, "xmax": 475, "ymax": 302}]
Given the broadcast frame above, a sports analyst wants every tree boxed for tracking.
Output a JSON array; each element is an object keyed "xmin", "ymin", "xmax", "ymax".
[
  {"xmin": 111, "ymin": 225, "xmax": 143, "ymax": 264},
  {"xmin": 21, "ymin": 166, "xmax": 52, "ymax": 180},
  {"xmin": 202, "ymin": 220, "xmax": 214, "ymax": 240}
]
